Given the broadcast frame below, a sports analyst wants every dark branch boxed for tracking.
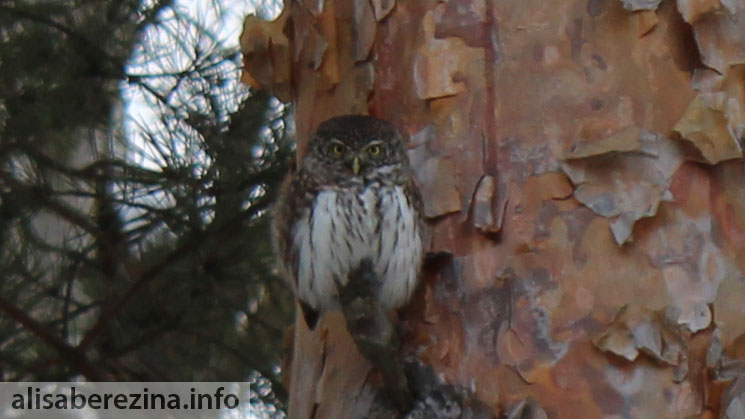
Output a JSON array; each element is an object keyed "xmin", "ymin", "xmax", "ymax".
[
  {"xmin": 0, "ymin": 296, "xmax": 103, "ymax": 381},
  {"xmin": 338, "ymin": 259, "xmax": 413, "ymax": 413}
]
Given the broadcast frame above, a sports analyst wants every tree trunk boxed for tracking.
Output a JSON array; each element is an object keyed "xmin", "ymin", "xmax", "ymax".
[{"xmin": 241, "ymin": 0, "xmax": 745, "ymax": 417}]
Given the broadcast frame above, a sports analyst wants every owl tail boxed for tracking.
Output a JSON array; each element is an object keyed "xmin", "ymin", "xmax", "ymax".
[{"xmin": 299, "ymin": 300, "xmax": 320, "ymax": 330}]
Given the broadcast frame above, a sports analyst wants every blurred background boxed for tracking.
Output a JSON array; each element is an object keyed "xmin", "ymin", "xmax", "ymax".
[{"xmin": 0, "ymin": 0, "xmax": 292, "ymax": 416}]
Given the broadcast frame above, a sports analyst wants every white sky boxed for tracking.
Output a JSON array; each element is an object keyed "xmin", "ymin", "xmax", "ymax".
[
  {"xmin": 118, "ymin": 2, "xmax": 286, "ymax": 417},
  {"xmin": 122, "ymin": 0, "xmax": 282, "ymax": 169}
]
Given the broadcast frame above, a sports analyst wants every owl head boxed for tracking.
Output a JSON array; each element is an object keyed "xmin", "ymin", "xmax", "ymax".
[{"xmin": 303, "ymin": 115, "xmax": 409, "ymax": 185}]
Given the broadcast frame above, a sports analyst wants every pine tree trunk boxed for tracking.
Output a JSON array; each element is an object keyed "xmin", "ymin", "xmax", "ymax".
[{"xmin": 242, "ymin": 0, "xmax": 745, "ymax": 417}]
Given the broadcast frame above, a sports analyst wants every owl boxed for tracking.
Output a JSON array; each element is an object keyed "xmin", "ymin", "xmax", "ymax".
[{"xmin": 272, "ymin": 115, "xmax": 424, "ymax": 330}]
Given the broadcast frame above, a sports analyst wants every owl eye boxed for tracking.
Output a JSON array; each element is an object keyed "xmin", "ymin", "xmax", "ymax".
[
  {"xmin": 367, "ymin": 144, "xmax": 382, "ymax": 156},
  {"xmin": 331, "ymin": 144, "xmax": 345, "ymax": 156}
]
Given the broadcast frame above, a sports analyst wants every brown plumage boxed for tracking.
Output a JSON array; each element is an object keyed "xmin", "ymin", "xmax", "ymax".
[{"xmin": 272, "ymin": 115, "xmax": 424, "ymax": 329}]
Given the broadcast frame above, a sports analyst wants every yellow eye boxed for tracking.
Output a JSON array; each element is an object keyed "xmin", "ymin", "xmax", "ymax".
[
  {"xmin": 367, "ymin": 145, "xmax": 381, "ymax": 156},
  {"xmin": 332, "ymin": 144, "xmax": 344, "ymax": 155}
]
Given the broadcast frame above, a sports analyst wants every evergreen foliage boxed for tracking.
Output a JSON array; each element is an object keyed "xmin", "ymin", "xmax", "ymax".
[{"xmin": 0, "ymin": 0, "xmax": 291, "ymax": 412}]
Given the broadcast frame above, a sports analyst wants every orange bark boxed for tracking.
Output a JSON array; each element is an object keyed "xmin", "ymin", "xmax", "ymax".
[{"xmin": 242, "ymin": 0, "xmax": 745, "ymax": 417}]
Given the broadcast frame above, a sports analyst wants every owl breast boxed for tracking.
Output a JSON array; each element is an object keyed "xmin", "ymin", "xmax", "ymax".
[{"xmin": 293, "ymin": 184, "xmax": 422, "ymax": 311}]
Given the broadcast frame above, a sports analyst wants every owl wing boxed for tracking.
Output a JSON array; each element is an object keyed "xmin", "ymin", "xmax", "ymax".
[
  {"xmin": 404, "ymin": 173, "xmax": 425, "ymax": 234},
  {"xmin": 272, "ymin": 174, "xmax": 303, "ymax": 288},
  {"xmin": 271, "ymin": 170, "xmax": 322, "ymax": 329}
]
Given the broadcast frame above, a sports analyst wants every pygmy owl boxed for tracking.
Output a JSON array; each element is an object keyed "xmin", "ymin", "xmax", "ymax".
[{"xmin": 272, "ymin": 115, "xmax": 424, "ymax": 330}]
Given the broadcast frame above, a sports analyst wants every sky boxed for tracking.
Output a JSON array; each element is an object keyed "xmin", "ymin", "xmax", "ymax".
[
  {"xmin": 119, "ymin": 1, "xmax": 285, "ymax": 417},
  {"xmin": 122, "ymin": 0, "xmax": 282, "ymax": 169}
]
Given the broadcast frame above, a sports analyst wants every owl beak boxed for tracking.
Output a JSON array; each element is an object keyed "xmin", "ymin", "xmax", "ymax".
[{"xmin": 352, "ymin": 156, "xmax": 361, "ymax": 175}]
